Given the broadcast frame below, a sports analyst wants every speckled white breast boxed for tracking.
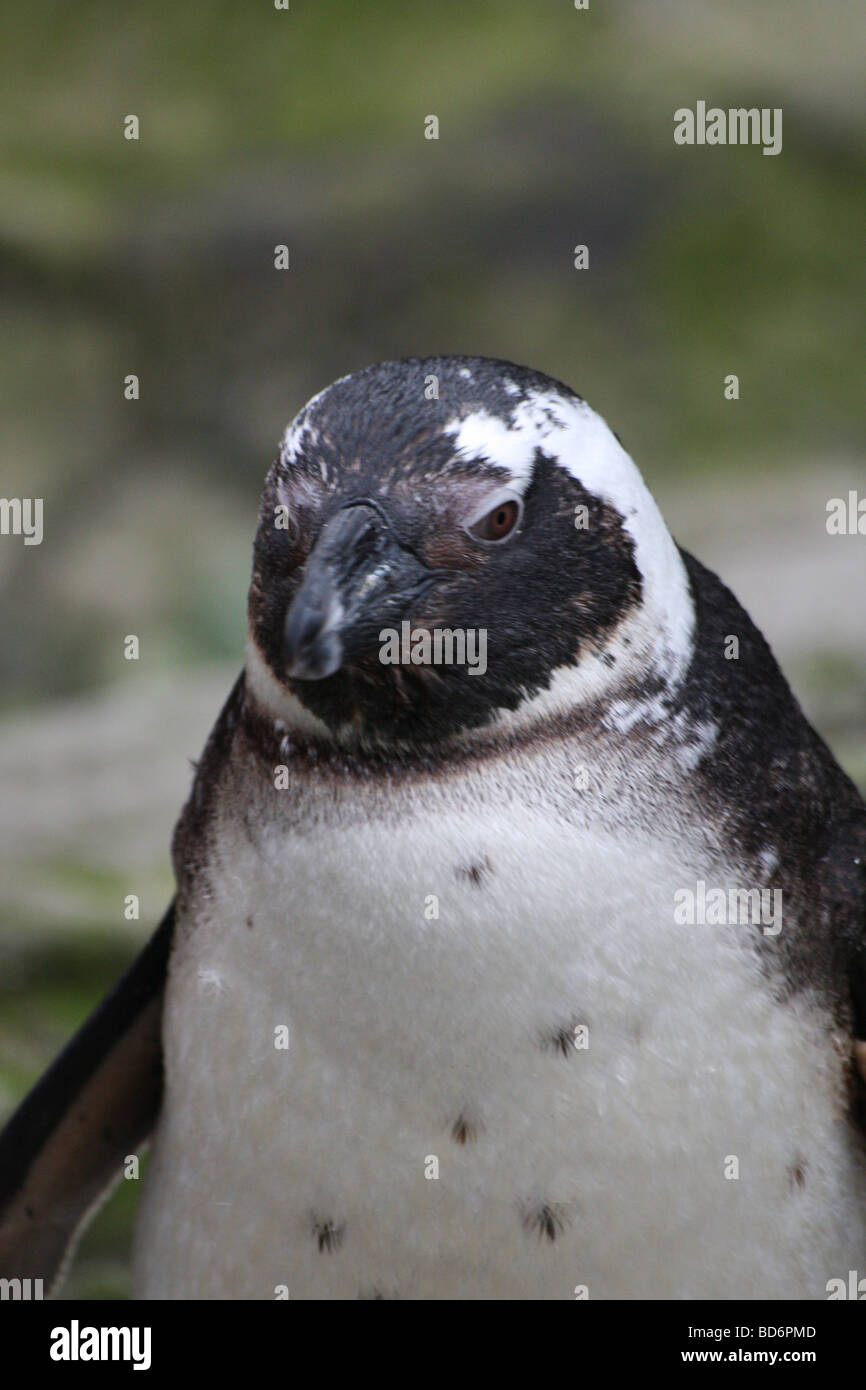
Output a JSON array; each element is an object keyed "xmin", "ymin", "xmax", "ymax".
[{"xmin": 133, "ymin": 777, "xmax": 866, "ymax": 1300}]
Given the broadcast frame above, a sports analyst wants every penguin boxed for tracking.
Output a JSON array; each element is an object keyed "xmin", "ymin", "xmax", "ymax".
[{"xmin": 1, "ymin": 355, "xmax": 865, "ymax": 1299}]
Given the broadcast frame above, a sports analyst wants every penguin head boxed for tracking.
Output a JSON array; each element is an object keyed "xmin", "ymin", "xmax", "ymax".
[{"xmin": 246, "ymin": 356, "xmax": 694, "ymax": 746}]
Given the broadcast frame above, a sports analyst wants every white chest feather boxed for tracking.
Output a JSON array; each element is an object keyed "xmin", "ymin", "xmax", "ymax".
[{"xmin": 134, "ymin": 790, "xmax": 866, "ymax": 1300}]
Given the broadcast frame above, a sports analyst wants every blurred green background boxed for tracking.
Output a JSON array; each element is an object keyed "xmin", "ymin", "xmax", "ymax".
[{"xmin": 1, "ymin": 0, "xmax": 864, "ymax": 1297}]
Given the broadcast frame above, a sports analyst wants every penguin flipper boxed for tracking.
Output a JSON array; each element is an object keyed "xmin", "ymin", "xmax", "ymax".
[{"xmin": 0, "ymin": 899, "xmax": 175, "ymax": 1292}]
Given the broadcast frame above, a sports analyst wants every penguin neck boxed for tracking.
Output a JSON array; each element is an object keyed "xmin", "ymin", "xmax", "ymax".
[{"xmin": 243, "ymin": 609, "xmax": 696, "ymax": 769}]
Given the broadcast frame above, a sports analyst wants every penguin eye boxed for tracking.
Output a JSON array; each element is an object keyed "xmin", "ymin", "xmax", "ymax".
[{"xmin": 467, "ymin": 497, "xmax": 522, "ymax": 544}]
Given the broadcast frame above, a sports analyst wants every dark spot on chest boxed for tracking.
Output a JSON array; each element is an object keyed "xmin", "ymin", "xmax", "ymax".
[
  {"xmin": 456, "ymin": 855, "xmax": 493, "ymax": 887},
  {"xmin": 521, "ymin": 1201, "xmax": 568, "ymax": 1243},
  {"xmin": 787, "ymin": 1159, "xmax": 807, "ymax": 1191},
  {"xmin": 540, "ymin": 1018, "xmax": 585, "ymax": 1056},
  {"xmin": 311, "ymin": 1216, "xmax": 346, "ymax": 1253},
  {"xmin": 450, "ymin": 1111, "xmax": 479, "ymax": 1145}
]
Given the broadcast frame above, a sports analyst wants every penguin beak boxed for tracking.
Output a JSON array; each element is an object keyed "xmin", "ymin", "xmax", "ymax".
[{"xmin": 283, "ymin": 501, "xmax": 440, "ymax": 681}]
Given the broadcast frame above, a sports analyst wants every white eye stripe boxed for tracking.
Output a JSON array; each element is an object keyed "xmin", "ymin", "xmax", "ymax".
[
  {"xmin": 446, "ymin": 391, "xmax": 694, "ymax": 691},
  {"xmin": 445, "ymin": 411, "xmax": 541, "ymax": 495}
]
